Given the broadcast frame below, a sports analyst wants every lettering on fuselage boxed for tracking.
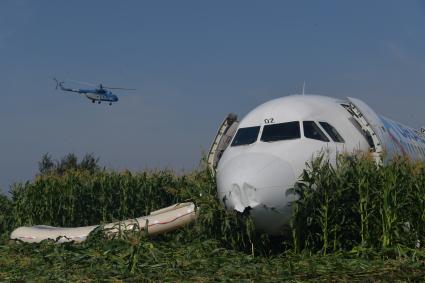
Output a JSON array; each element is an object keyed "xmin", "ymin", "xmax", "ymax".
[
  {"xmin": 380, "ymin": 117, "xmax": 425, "ymax": 159},
  {"xmin": 264, "ymin": 118, "xmax": 275, "ymax": 124}
]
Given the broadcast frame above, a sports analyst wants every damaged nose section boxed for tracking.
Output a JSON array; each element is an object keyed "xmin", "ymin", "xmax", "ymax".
[
  {"xmin": 216, "ymin": 153, "xmax": 297, "ymax": 234},
  {"xmin": 228, "ymin": 182, "xmax": 260, "ymax": 212}
]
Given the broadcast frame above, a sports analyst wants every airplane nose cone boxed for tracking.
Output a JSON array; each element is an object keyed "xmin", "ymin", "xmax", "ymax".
[{"xmin": 216, "ymin": 153, "xmax": 297, "ymax": 234}]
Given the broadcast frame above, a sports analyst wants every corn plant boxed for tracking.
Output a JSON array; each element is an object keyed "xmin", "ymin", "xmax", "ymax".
[{"xmin": 291, "ymin": 153, "xmax": 425, "ymax": 253}]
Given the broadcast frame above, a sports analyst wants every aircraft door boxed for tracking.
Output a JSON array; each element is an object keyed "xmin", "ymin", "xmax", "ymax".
[
  {"xmin": 346, "ymin": 97, "xmax": 385, "ymax": 163},
  {"xmin": 207, "ymin": 113, "xmax": 239, "ymax": 174}
]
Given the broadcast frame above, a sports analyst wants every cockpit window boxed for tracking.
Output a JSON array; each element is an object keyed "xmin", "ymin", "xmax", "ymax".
[
  {"xmin": 319, "ymin": 122, "xmax": 345, "ymax": 143},
  {"xmin": 261, "ymin": 121, "xmax": 301, "ymax": 142},
  {"xmin": 303, "ymin": 121, "xmax": 330, "ymax": 142},
  {"xmin": 231, "ymin": 126, "xmax": 260, "ymax": 146}
]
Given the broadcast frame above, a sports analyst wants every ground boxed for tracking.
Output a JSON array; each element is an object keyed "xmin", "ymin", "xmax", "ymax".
[{"xmin": 1, "ymin": 238, "xmax": 424, "ymax": 282}]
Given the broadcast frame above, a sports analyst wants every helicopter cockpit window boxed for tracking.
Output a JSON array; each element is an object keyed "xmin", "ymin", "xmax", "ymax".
[
  {"xmin": 303, "ymin": 121, "xmax": 330, "ymax": 142},
  {"xmin": 319, "ymin": 122, "xmax": 345, "ymax": 143},
  {"xmin": 231, "ymin": 126, "xmax": 260, "ymax": 146},
  {"xmin": 261, "ymin": 121, "xmax": 301, "ymax": 142}
]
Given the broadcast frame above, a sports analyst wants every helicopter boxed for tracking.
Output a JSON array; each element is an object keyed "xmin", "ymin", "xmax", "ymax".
[{"xmin": 53, "ymin": 78, "xmax": 135, "ymax": 105}]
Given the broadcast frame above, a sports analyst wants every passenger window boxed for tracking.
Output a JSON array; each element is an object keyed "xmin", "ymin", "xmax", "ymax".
[
  {"xmin": 231, "ymin": 126, "xmax": 260, "ymax": 146},
  {"xmin": 319, "ymin": 122, "xmax": 345, "ymax": 143},
  {"xmin": 261, "ymin": 121, "xmax": 300, "ymax": 142},
  {"xmin": 303, "ymin": 121, "xmax": 329, "ymax": 142}
]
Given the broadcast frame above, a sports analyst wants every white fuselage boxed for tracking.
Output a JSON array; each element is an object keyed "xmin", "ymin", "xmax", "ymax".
[
  {"xmin": 85, "ymin": 93, "xmax": 118, "ymax": 102},
  {"xmin": 215, "ymin": 95, "xmax": 425, "ymax": 234}
]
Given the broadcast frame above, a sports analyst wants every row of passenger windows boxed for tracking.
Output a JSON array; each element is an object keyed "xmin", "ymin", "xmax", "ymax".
[{"xmin": 231, "ymin": 121, "xmax": 344, "ymax": 147}]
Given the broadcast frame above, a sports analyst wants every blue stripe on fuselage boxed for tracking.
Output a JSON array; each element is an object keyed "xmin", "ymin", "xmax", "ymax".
[
  {"xmin": 381, "ymin": 117, "xmax": 425, "ymax": 146},
  {"xmin": 85, "ymin": 93, "xmax": 118, "ymax": 102}
]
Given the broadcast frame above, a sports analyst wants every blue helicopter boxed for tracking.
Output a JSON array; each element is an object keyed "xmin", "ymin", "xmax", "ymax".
[{"xmin": 54, "ymin": 78, "xmax": 135, "ymax": 105}]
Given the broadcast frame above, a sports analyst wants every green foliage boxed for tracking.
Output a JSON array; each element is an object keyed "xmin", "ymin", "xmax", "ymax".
[
  {"xmin": 38, "ymin": 153, "xmax": 100, "ymax": 175},
  {"xmin": 11, "ymin": 170, "xmax": 185, "ymax": 228},
  {"xmin": 291, "ymin": 154, "xmax": 425, "ymax": 254},
  {"xmin": 3, "ymin": 153, "xmax": 425, "ymax": 281},
  {"xmin": 10, "ymin": 152, "xmax": 425, "ymax": 256},
  {"xmin": 2, "ymin": 236, "xmax": 425, "ymax": 282},
  {"xmin": 0, "ymin": 194, "xmax": 12, "ymax": 237}
]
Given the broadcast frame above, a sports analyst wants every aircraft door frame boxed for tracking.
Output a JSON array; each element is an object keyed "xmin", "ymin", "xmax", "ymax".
[
  {"xmin": 346, "ymin": 97, "xmax": 385, "ymax": 164},
  {"xmin": 207, "ymin": 113, "xmax": 239, "ymax": 174}
]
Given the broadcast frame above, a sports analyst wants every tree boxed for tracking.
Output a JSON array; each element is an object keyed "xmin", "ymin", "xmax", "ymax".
[
  {"xmin": 38, "ymin": 153, "xmax": 54, "ymax": 174},
  {"xmin": 38, "ymin": 153, "xmax": 101, "ymax": 175},
  {"xmin": 79, "ymin": 154, "xmax": 100, "ymax": 173},
  {"xmin": 0, "ymin": 193, "xmax": 12, "ymax": 234},
  {"xmin": 57, "ymin": 153, "xmax": 78, "ymax": 175}
]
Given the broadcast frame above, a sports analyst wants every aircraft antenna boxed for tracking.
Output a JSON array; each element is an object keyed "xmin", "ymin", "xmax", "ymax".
[{"xmin": 302, "ymin": 81, "xmax": 306, "ymax": 95}]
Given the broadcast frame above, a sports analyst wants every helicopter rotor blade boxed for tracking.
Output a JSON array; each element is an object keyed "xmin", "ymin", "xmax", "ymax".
[
  {"xmin": 103, "ymin": 86, "xmax": 136, "ymax": 90},
  {"xmin": 111, "ymin": 92, "xmax": 138, "ymax": 96},
  {"xmin": 66, "ymin": 79, "xmax": 97, "ymax": 87}
]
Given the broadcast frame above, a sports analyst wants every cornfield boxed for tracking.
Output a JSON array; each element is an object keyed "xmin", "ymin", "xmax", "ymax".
[
  {"xmin": 11, "ymin": 170, "xmax": 185, "ymax": 228},
  {"xmin": 1, "ymin": 153, "xmax": 425, "ymax": 281},
  {"xmin": 291, "ymin": 154, "xmax": 425, "ymax": 254},
  {"xmin": 4, "ymin": 164, "xmax": 261, "ymax": 253}
]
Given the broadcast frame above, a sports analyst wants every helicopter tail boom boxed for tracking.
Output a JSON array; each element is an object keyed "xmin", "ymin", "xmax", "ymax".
[{"xmin": 53, "ymin": 78, "xmax": 84, "ymax": 93}]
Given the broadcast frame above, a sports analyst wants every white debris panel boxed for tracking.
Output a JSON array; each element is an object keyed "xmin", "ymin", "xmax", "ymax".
[{"xmin": 10, "ymin": 202, "xmax": 197, "ymax": 243}]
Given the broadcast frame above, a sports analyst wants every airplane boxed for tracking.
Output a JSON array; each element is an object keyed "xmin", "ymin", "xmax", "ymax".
[
  {"xmin": 208, "ymin": 94, "xmax": 425, "ymax": 235},
  {"xmin": 53, "ymin": 78, "xmax": 135, "ymax": 105},
  {"xmin": 11, "ymin": 93, "xmax": 425, "ymax": 243}
]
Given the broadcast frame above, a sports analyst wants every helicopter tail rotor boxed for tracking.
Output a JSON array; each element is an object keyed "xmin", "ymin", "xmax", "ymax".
[
  {"xmin": 53, "ymin": 78, "xmax": 63, "ymax": 90},
  {"xmin": 53, "ymin": 78, "xmax": 67, "ymax": 90}
]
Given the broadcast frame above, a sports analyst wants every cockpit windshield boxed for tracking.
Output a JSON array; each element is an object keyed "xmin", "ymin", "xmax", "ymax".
[
  {"xmin": 303, "ymin": 121, "xmax": 329, "ymax": 142},
  {"xmin": 261, "ymin": 121, "xmax": 301, "ymax": 142},
  {"xmin": 319, "ymin": 122, "xmax": 345, "ymax": 143},
  {"xmin": 231, "ymin": 126, "xmax": 260, "ymax": 146}
]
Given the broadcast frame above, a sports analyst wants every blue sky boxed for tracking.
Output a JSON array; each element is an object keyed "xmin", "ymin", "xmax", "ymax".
[{"xmin": 1, "ymin": 0, "xmax": 425, "ymax": 192}]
